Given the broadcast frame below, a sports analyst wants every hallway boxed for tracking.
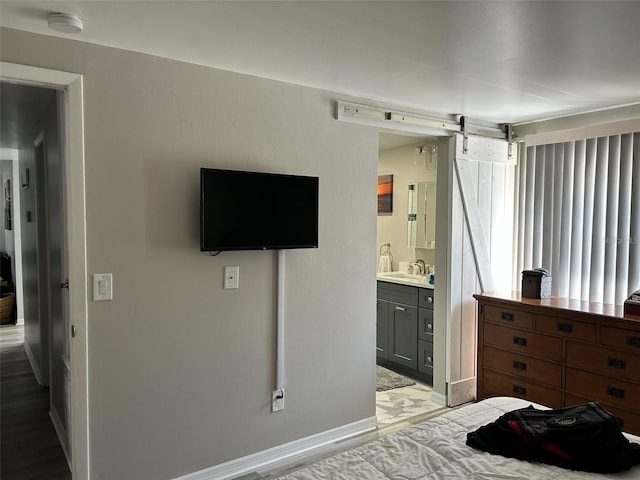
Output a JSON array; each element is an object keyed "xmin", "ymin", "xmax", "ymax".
[{"xmin": 0, "ymin": 324, "xmax": 71, "ymax": 480}]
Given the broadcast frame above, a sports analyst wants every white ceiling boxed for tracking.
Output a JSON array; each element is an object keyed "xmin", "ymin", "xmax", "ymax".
[{"xmin": 1, "ymin": 1, "xmax": 640, "ymax": 126}]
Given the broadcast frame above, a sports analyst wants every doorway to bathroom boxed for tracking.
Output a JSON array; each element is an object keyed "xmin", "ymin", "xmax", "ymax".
[{"xmin": 375, "ymin": 132, "xmax": 446, "ymax": 426}]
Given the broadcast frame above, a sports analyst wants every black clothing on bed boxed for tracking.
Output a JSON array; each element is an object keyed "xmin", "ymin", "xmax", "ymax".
[{"xmin": 466, "ymin": 401, "xmax": 640, "ymax": 473}]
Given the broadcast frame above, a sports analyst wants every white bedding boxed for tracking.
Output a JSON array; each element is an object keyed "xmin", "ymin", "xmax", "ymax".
[{"xmin": 277, "ymin": 397, "xmax": 640, "ymax": 479}]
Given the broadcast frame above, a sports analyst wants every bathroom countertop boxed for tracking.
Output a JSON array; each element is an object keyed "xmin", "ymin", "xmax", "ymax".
[{"xmin": 376, "ymin": 272, "xmax": 434, "ymax": 289}]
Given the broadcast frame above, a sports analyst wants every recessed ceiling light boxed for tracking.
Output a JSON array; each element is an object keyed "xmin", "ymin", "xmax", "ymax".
[{"xmin": 47, "ymin": 13, "xmax": 84, "ymax": 34}]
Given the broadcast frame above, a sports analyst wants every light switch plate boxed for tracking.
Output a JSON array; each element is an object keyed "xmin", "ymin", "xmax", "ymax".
[
  {"xmin": 224, "ymin": 266, "xmax": 239, "ymax": 289},
  {"xmin": 93, "ymin": 273, "xmax": 113, "ymax": 301}
]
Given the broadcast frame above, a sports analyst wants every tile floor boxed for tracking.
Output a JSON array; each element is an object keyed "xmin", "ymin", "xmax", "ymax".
[{"xmin": 375, "ymin": 376, "xmax": 447, "ymax": 426}]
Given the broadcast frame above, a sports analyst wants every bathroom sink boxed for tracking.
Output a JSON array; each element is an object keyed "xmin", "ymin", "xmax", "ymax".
[{"xmin": 377, "ymin": 272, "xmax": 428, "ymax": 285}]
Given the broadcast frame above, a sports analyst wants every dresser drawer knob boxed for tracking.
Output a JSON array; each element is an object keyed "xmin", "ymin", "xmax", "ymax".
[
  {"xmin": 513, "ymin": 360, "xmax": 527, "ymax": 371},
  {"xmin": 513, "ymin": 385, "xmax": 527, "ymax": 395},
  {"xmin": 513, "ymin": 336, "xmax": 527, "ymax": 346},
  {"xmin": 607, "ymin": 357, "xmax": 626, "ymax": 369},
  {"xmin": 607, "ymin": 386, "xmax": 625, "ymax": 399},
  {"xmin": 627, "ymin": 336, "xmax": 640, "ymax": 348},
  {"xmin": 501, "ymin": 312, "xmax": 514, "ymax": 321},
  {"xmin": 557, "ymin": 322, "xmax": 573, "ymax": 333}
]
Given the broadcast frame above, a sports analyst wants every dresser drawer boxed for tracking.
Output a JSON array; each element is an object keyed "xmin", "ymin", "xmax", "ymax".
[
  {"xmin": 484, "ymin": 305, "xmax": 533, "ymax": 329},
  {"xmin": 566, "ymin": 342, "xmax": 640, "ymax": 382},
  {"xmin": 566, "ymin": 368, "xmax": 640, "ymax": 412},
  {"xmin": 483, "ymin": 369, "xmax": 562, "ymax": 408},
  {"xmin": 536, "ymin": 315, "xmax": 596, "ymax": 342},
  {"xmin": 483, "ymin": 346, "xmax": 562, "ymax": 387},
  {"xmin": 601, "ymin": 326, "xmax": 640, "ymax": 353},
  {"xmin": 483, "ymin": 323, "xmax": 562, "ymax": 362},
  {"xmin": 565, "ymin": 394, "xmax": 640, "ymax": 436}
]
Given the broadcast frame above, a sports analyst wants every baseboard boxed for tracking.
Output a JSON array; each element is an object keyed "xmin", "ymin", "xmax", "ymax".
[
  {"xmin": 172, "ymin": 416, "xmax": 378, "ymax": 480},
  {"xmin": 22, "ymin": 340, "xmax": 45, "ymax": 386},
  {"xmin": 448, "ymin": 377, "xmax": 476, "ymax": 406},
  {"xmin": 50, "ymin": 407, "xmax": 71, "ymax": 468},
  {"xmin": 431, "ymin": 391, "xmax": 447, "ymax": 407}
]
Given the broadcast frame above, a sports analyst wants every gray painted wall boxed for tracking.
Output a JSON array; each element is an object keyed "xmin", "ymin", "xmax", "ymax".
[
  {"xmin": 18, "ymin": 96, "xmax": 50, "ymax": 386},
  {"xmin": 1, "ymin": 27, "xmax": 378, "ymax": 480},
  {"xmin": 1, "ymin": 160, "xmax": 9, "ymax": 254}
]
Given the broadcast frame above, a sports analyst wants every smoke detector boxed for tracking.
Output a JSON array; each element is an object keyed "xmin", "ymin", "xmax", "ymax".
[{"xmin": 47, "ymin": 13, "xmax": 84, "ymax": 34}]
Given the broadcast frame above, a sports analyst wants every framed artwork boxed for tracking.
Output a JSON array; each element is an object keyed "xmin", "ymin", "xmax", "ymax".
[
  {"xmin": 3, "ymin": 179, "xmax": 12, "ymax": 230},
  {"xmin": 377, "ymin": 174, "xmax": 393, "ymax": 213}
]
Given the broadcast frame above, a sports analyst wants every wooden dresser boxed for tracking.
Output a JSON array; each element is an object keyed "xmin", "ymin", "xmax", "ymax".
[{"xmin": 474, "ymin": 291, "xmax": 640, "ymax": 435}]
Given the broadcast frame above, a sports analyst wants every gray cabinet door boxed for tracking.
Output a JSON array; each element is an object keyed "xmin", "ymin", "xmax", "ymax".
[
  {"xmin": 376, "ymin": 299, "xmax": 389, "ymax": 360},
  {"xmin": 389, "ymin": 302, "xmax": 418, "ymax": 369}
]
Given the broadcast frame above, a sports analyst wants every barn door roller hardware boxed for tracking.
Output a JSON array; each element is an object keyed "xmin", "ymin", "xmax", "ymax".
[
  {"xmin": 459, "ymin": 115, "xmax": 513, "ymax": 154},
  {"xmin": 337, "ymin": 101, "xmax": 512, "ymax": 144}
]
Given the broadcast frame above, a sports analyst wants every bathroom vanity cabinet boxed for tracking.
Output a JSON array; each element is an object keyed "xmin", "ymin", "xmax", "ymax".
[{"xmin": 377, "ymin": 280, "xmax": 434, "ymax": 385}]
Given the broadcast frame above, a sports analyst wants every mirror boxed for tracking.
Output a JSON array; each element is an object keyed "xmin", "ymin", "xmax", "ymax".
[{"xmin": 407, "ymin": 181, "xmax": 436, "ymax": 248}]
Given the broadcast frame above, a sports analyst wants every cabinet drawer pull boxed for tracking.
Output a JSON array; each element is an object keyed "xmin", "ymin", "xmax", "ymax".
[
  {"xmin": 557, "ymin": 322, "xmax": 573, "ymax": 333},
  {"xmin": 427, "ymin": 296, "xmax": 433, "ymax": 303},
  {"xmin": 426, "ymin": 323, "xmax": 433, "ymax": 330},
  {"xmin": 513, "ymin": 385, "xmax": 527, "ymax": 395},
  {"xmin": 607, "ymin": 386, "xmax": 625, "ymax": 399},
  {"xmin": 627, "ymin": 336, "xmax": 640, "ymax": 348},
  {"xmin": 395, "ymin": 306, "xmax": 406, "ymax": 312},
  {"xmin": 501, "ymin": 312, "xmax": 514, "ymax": 321},
  {"xmin": 607, "ymin": 357, "xmax": 626, "ymax": 369},
  {"xmin": 513, "ymin": 360, "xmax": 527, "ymax": 371},
  {"xmin": 513, "ymin": 336, "xmax": 527, "ymax": 346}
]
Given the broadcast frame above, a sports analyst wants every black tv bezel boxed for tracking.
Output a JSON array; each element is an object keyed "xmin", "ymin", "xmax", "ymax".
[{"xmin": 200, "ymin": 168, "xmax": 319, "ymax": 252}]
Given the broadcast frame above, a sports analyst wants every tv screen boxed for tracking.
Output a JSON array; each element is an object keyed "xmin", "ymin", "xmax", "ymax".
[{"xmin": 200, "ymin": 168, "xmax": 319, "ymax": 252}]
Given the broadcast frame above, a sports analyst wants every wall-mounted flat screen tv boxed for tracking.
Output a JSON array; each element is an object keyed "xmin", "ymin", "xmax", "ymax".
[{"xmin": 200, "ymin": 168, "xmax": 319, "ymax": 252}]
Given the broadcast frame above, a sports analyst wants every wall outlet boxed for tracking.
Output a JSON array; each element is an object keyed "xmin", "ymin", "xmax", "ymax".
[
  {"xmin": 224, "ymin": 266, "xmax": 239, "ymax": 289},
  {"xmin": 272, "ymin": 388, "xmax": 285, "ymax": 412}
]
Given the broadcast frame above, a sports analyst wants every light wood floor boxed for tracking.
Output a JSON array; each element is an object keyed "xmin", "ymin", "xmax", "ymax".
[{"xmin": 1, "ymin": 324, "xmax": 71, "ymax": 480}]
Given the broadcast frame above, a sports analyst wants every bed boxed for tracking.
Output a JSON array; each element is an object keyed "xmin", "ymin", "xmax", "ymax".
[{"xmin": 276, "ymin": 397, "xmax": 640, "ymax": 479}]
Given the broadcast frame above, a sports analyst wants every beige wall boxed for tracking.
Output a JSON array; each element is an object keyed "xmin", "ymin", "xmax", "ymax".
[
  {"xmin": 1, "ymin": 27, "xmax": 378, "ymax": 480},
  {"xmin": 377, "ymin": 142, "xmax": 437, "ymax": 271}
]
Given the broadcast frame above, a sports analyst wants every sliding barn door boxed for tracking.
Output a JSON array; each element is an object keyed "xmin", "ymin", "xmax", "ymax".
[{"xmin": 435, "ymin": 134, "xmax": 516, "ymax": 406}]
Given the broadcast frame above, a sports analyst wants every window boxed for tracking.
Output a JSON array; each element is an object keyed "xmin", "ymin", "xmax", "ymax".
[{"xmin": 515, "ymin": 133, "xmax": 640, "ymax": 305}]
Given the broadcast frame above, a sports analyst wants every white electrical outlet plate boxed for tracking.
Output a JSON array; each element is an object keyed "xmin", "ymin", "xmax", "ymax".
[
  {"xmin": 272, "ymin": 388, "xmax": 285, "ymax": 412},
  {"xmin": 224, "ymin": 266, "xmax": 239, "ymax": 289}
]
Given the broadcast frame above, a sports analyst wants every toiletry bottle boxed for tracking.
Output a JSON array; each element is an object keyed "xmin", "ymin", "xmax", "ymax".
[{"xmin": 407, "ymin": 259, "xmax": 414, "ymax": 274}]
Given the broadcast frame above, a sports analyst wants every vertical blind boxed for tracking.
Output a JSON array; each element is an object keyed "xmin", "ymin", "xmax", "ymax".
[{"xmin": 515, "ymin": 132, "xmax": 640, "ymax": 305}]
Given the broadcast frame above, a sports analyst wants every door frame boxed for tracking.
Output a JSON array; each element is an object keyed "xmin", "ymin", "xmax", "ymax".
[{"xmin": 1, "ymin": 62, "xmax": 89, "ymax": 479}]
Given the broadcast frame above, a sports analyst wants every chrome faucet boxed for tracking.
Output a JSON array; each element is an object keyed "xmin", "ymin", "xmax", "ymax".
[{"xmin": 414, "ymin": 259, "xmax": 426, "ymax": 275}]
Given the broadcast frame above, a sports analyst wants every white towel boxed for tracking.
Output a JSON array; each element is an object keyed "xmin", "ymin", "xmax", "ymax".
[{"xmin": 378, "ymin": 254, "xmax": 392, "ymax": 273}]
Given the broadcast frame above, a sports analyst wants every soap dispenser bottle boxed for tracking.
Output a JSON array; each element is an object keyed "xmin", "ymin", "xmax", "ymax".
[{"xmin": 407, "ymin": 258, "xmax": 414, "ymax": 274}]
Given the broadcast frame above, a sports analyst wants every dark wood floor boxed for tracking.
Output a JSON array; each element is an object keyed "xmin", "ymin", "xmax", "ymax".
[{"xmin": 1, "ymin": 324, "xmax": 72, "ymax": 480}]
